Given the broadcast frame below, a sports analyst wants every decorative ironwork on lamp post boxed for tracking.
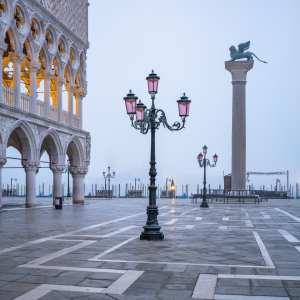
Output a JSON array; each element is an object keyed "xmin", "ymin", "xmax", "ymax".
[
  {"xmin": 103, "ymin": 166, "xmax": 115, "ymax": 197},
  {"xmin": 197, "ymin": 145, "xmax": 218, "ymax": 208},
  {"xmin": 123, "ymin": 70, "xmax": 191, "ymax": 241}
]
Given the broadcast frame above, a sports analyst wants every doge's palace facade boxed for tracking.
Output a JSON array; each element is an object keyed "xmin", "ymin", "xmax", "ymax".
[{"xmin": 0, "ymin": 0, "xmax": 90, "ymax": 208}]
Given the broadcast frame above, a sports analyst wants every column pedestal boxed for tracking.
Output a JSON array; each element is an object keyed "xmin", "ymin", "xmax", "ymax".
[
  {"xmin": 23, "ymin": 162, "xmax": 39, "ymax": 208},
  {"xmin": 225, "ymin": 61, "xmax": 253, "ymax": 190},
  {"xmin": 51, "ymin": 165, "xmax": 66, "ymax": 205},
  {"xmin": 70, "ymin": 167, "xmax": 88, "ymax": 204}
]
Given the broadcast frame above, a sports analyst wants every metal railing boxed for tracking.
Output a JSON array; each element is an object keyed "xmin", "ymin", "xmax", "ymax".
[
  {"xmin": 3, "ymin": 86, "xmax": 13, "ymax": 106},
  {"xmin": 50, "ymin": 105, "xmax": 58, "ymax": 121}
]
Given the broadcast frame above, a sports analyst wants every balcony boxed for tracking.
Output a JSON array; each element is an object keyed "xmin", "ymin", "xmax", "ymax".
[{"xmin": 3, "ymin": 86, "xmax": 79, "ymax": 128}]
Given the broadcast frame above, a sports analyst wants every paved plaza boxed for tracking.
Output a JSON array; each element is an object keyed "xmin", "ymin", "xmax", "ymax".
[{"xmin": 0, "ymin": 198, "xmax": 300, "ymax": 299}]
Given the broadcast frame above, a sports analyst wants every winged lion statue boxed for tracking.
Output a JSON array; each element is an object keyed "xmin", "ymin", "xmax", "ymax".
[{"xmin": 229, "ymin": 41, "xmax": 267, "ymax": 63}]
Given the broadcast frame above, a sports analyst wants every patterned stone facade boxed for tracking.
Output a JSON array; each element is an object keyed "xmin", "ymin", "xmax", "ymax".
[{"xmin": 40, "ymin": 0, "xmax": 89, "ymax": 45}]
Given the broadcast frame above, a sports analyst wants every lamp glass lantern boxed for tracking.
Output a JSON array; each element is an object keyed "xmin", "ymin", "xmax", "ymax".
[
  {"xmin": 203, "ymin": 145, "xmax": 208, "ymax": 154},
  {"xmin": 146, "ymin": 70, "xmax": 160, "ymax": 95},
  {"xmin": 213, "ymin": 154, "xmax": 218, "ymax": 163},
  {"xmin": 124, "ymin": 90, "xmax": 138, "ymax": 115},
  {"xmin": 171, "ymin": 178, "xmax": 175, "ymax": 191},
  {"xmin": 113, "ymin": 172, "xmax": 115, "ymax": 176},
  {"xmin": 136, "ymin": 100, "xmax": 147, "ymax": 122},
  {"xmin": 177, "ymin": 93, "xmax": 191, "ymax": 117},
  {"xmin": 197, "ymin": 153, "xmax": 203, "ymax": 163},
  {"xmin": 103, "ymin": 172, "xmax": 105, "ymax": 177}
]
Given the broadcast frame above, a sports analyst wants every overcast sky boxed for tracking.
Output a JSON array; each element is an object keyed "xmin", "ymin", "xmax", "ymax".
[{"xmin": 5, "ymin": 0, "xmax": 300, "ymax": 195}]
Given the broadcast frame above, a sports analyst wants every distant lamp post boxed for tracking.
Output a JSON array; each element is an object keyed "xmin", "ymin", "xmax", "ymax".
[
  {"xmin": 123, "ymin": 70, "xmax": 191, "ymax": 241},
  {"xmin": 197, "ymin": 145, "xmax": 218, "ymax": 208},
  {"xmin": 63, "ymin": 160, "xmax": 71, "ymax": 197},
  {"xmin": 246, "ymin": 172, "xmax": 250, "ymax": 183},
  {"xmin": 135, "ymin": 178, "xmax": 140, "ymax": 191},
  {"xmin": 11, "ymin": 178, "xmax": 17, "ymax": 190},
  {"xmin": 103, "ymin": 166, "xmax": 115, "ymax": 197},
  {"xmin": 166, "ymin": 178, "xmax": 171, "ymax": 191},
  {"xmin": 171, "ymin": 178, "xmax": 175, "ymax": 198}
]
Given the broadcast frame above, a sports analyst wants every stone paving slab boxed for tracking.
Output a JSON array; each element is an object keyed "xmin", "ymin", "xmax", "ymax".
[{"xmin": 1, "ymin": 198, "xmax": 300, "ymax": 299}]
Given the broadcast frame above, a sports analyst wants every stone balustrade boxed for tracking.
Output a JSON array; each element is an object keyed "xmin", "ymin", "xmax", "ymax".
[{"xmin": 2, "ymin": 86, "xmax": 80, "ymax": 128}]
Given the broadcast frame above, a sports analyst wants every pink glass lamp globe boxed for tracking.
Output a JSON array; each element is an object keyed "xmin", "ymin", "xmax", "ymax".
[
  {"xmin": 177, "ymin": 93, "xmax": 191, "ymax": 117},
  {"xmin": 124, "ymin": 90, "xmax": 138, "ymax": 115},
  {"xmin": 136, "ymin": 100, "xmax": 147, "ymax": 122},
  {"xmin": 113, "ymin": 172, "xmax": 115, "ymax": 176},
  {"xmin": 213, "ymin": 154, "xmax": 218, "ymax": 163},
  {"xmin": 203, "ymin": 145, "xmax": 208, "ymax": 154},
  {"xmin": 197, "ymin": 153, "xmax": 203, "ymax": 163},
  {"xmin": 146, "ymin": 70, "xmax": 160, "ymax": 95},
  {"xmin": 108, "ymin": 166, "xmax": 110, "ymax": 171},
  {"xmin": 103, "ymin": 172, "xmax": 105, "ymax": 177}
]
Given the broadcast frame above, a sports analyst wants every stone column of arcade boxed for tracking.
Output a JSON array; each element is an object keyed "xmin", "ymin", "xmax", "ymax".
[
  {"xmin": 74, "ymin": 88, "xmax": 87, "ymax": 129},
  {"xmin": 52, "ymin": 76, "xmax": 65, "ymax": 123},
  {"xmin": 26, "ymin": 61, "xmax": 41, "ymax": 114},
  {"xmin": 0, "ymin": 158, "xmax": 7, "ymax": 209},
  {"xmin": 0, "ymin": 42, "xmax": 8, "ymax": 103},
  {"xmin": 70, "ymin": 167, "xmax": 87, "ymax": 204},
  {"xmin": 66, "ymin": 83, "xmax": 75, "ymax": 126},
  {"xmin": 8, "ymin": 52, "xmax": 25, "ymax": 108},
  {"xmin": 22, "ymin": 162, "xmax": 39, "ymax": 208},
  {"xmin": 225, "ymin": 61, "xmax": 253, "ymax": 190},
  {"xmin": 40, "ymin": 69, "xmax": 54, "ymax": 118},
  {"xmin": 50, "ymin": 165, "xmax": 66, "ymax": 205}
]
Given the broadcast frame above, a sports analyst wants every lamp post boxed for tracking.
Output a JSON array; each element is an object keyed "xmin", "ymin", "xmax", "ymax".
[
  {"xmin": 171, "ymin": 178, "xmax": 175, "ymax": 198},
  {"xmin": 123, "ymin": 70, "xmax": 191, "ymax": 241},
  {"xmin": 103, "ymin": 166, "xmax": 115, "ymax": 197},
  {"xmin": 166, "ymin": 178, "xmax": 171, "ymax": 192},
  {"xmin": 197, "ymin": 145, "xmax": 218, "ymax": 208},
  {"xmin": 63, "ymin": 160, "xmax": 71, "ymax": 197},
  {"xmin": 11, "ymin": 178, "xmax": 17, "ymax": 190},
  {"xmin": 246, "ymin": 172, "xmax": 250, "ymax": 183}
]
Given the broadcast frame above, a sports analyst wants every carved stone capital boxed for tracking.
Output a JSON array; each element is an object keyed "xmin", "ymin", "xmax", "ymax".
[
  {"xmin": 52, "ymin": 76, "xmax": 66, "ymax": 85},
  {"xmin": 8, "ymin": 51, "xmax": 25, "ymax": 64},
  {"xmin": 40, "ymin": 68, "xmax": 54, "ymax": 80},
  {"xmin": 74, "ymin": 88, "xmax": 87, "ymax": 98},
  {"xmin": 65, "ymin": 83, "xmax": 75, "ymax": 92},
  {"xmin": 50, "ymin": 164, "xmax": 66, "ymax": 173},
  {"xmin": 22, "ymin": 161, "xmax": 40, "ymax": 172},
  {"xmin": 225, "ymin": 61, "xmax": 254, "ymax": 82},
  {"xmin": 70, "ymin": 167, "xmax": 88, "ymax": 176},
  {"xmin": 0, "ymin": 158, "xmax": 7, "ymax": 168},
  {"xmin": 25, "ymin": 61, "xmax": 41, "ymax": 72}
]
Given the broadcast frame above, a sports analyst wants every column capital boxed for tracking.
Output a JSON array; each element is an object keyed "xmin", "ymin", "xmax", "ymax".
[
  {"xmin": 70, "ymin": 167, "xmax": 88, "ymax": 176},
  {"xmin": 25, "ymin": 61, "xmax": 41, "ymax": 72},
  {"xmin": 22, "ymin": 161, "xmax": 40, "ymax": 171},
  {"xmin": 225, "ymin": 61, "xmax": 254, "ymax": 82},
  {"xmin": 74, "ymin": 88, "xmax": 87, "ymax": 98},
  {"xmin": 50, "ymin": 164, "xmax": 66, "ymax": 173},
  {"xmin": 0, "ymin": 158, "xmax": 7, "ymax": 168},
  {"xmin": 65, "ymin": 82, "xmax": 75, "ymax": 92},
  {"xmin": 52, "ymin": 76, "xmax": 66, "ymax": 85},
  {"xmin": 8, "ymin": 51, "xmax": 25, "ymax": 64},
  {"xmin": 40, "ymin": 68, "xmax": 54, "ymax": 80}
]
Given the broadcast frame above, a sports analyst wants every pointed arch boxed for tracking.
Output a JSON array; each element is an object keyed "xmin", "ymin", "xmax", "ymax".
[
  {"xmin": 64, "ymin": 135, "xmax": 84, "ymax": 168},
  {"xmin": 38, "ymin": 128, "xmax": 64, "ymax": 165},
  {"xmin": 4, "ymin": 119, "xmax": 37, "ymax": 162},
  {"xmin": 64, "ymin": 60, "xmax": 75, "ymax": 84}
]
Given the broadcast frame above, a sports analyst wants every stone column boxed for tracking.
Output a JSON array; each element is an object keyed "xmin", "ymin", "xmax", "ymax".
[
  {"xmin": 225, "ymin": 61, "xmax": 254, "ymax": 190},
  {"xmin": 74, "ymin": 88, "xmax": 87, "ymax": 129},
  {"xmin": 50, "ymin": 165, "xmax": 66, "ymax": 205},
  {"xmin": 8, "ymin": 52, "xmax": 25, "ymax": 109},
  {"xmin": 52, "ymin": 76, "xmax": 65, "ymax": 123},
  {"xmin": 0, "ymin": 43, "xmax": 8, "ymax": 103},
  {"xmin": 0, "ymin": 158, "xmax": 7, "ymax": 210},
  {"xmin": 26, "ymin": 61, "xmax": 41, "ymax": 114},
  {"xmin": 65, "ymin": 83, "xmax": 75, "ymax": 126},
  {"xmin": 22, "ymin": 162, "xmax": 39, "ymax": 208},
  {"xmin": 70, "ymin": 167, "xmax": 88, "ymax": 204},
  {"xmin": 40, "ymin": 69, "xmax": 54, "ymax": 119}
]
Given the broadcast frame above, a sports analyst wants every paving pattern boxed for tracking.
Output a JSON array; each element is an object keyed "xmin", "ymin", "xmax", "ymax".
[{"xmin": 1, "ymin": 198, "xmax": 300, "ymax": 299}]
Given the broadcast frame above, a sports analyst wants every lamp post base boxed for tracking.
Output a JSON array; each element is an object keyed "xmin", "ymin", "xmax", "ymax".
[
  {"xmin": 200, "ymin": 202, "xmax": 209, "ymax": 208},
  {"xmin": 140, "ymin": 226, "xmax": 164, "ymax": 241}
]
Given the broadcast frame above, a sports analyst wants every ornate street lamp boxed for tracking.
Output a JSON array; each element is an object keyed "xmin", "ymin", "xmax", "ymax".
[
  {"xmin": 103, "ymin": 166, "xmax": 115, "ymax": 197},
  {"xmin": 171, "ymin": 178, "xmax": 175, "ymax": 198},
  {"xmin": 123, "ymin": 70, "xmax": 191, "ymax": 241},
  {"xmin": 197, "ymin": 145, "xmax": 218, "ymax": 208}
]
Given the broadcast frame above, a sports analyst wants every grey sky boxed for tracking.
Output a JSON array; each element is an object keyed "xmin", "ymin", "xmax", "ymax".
[{"xmin": 4, "ymin": 0, "xmax": 300, "ymax": 194}]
